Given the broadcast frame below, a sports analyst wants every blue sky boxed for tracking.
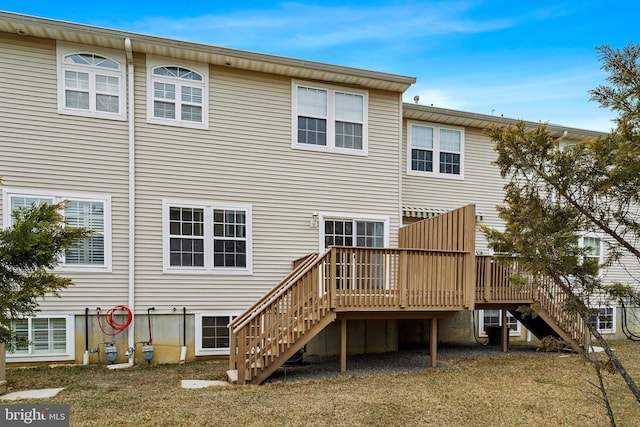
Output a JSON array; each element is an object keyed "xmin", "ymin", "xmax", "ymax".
[{"xmin": 2, "ymin": 1, "xmax": 638, "ymax": 132}]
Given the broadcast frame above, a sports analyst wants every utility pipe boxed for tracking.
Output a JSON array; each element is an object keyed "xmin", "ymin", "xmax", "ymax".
[
  {"xmin": 179, "ymin": 307, "xmax": 187, "ymax": 362},
  {"xmin": 83, "ymin": 307, "xmax": 89, "ymax": 365},
  {"xmin": 147, "ymin": 307, "xmax": 155, "ymax": 344},
  {"xmin": 125, "ymin": 37, "xmax": 136, "ymax": 367}
]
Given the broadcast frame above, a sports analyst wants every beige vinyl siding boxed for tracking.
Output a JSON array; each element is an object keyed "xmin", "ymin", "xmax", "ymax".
[
  {"xmin": 133, "ymin": 58, "xmax": 402, "ymax": 310},
  {"xmin": 402, "ymin": 117, "xmax": 640, "ymax": 291},
  {"xmin": 599, "ymin": 237, "xmax": 640, "ymax": 294},
  {"xmin": 402, "ymin": 123, "xmax": 504, "ymax": 251},
  {"xmin": 0, "ymin": 34, "xmax": 130, "ymax": 313}
]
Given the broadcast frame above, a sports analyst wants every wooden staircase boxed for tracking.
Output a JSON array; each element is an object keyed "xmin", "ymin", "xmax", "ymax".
[
  {"xmin": 476, "ymin": 256, "xmax": 590, "ymax": 353},
  {"xmin": 228, "ymin": 251, "xmax": 336, "ymax": 384},
  {"xmin": 228, "ymin": 206, "xmax": 590, "ymax": 384}
]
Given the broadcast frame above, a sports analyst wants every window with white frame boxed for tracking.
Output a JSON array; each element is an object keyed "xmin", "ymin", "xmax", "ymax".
[
  {"xmin": 195, "ymin": 313, "xmax": 237, "ymax": 355},
  {"xmin": 57, "ymin": 42, "xmax": 126, "ymax": 120},
  {"xmin": 590, "ymin": 306, "xmax": 615, "ymax": 334},
  {"xmin": 407, "ymin": 122, "xmax": 464, "ymax": 178},
  {"xmin": 2, "ymin": 189, "xmax": 111, "ymax": 271},
  {"xmin": 478, "ymin": 310, "xmax": 521, "ymax": 336},
  {"xmin": 321, "ymin": 216, "xmax": 388, "ymax": 250},
  {"xmin": 163, "ymin": 200, "xmax": 252, "ymax": 273},
  {"xmin": 147, "ymin": 56, "xmax": 209, "ymax": 129},
  {"xmin": 579, "ymin": 235, "xmax": 604, "ymax": 269},
  {"xmin": 293, "ymin": 81, "xmax": 368, "ymax": 155},
  {"xmin": 7, "ymin": 315, "xmax": 75, "ymax": 362}
]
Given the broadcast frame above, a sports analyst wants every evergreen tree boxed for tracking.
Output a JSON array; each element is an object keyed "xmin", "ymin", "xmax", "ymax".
[
  {"xmin": 483, "ymin": 43, "xmax": 640, "ymax": 422},
  {"xmin": 0, "ymin": 192, "xmax": 89, "ymax": 349}
]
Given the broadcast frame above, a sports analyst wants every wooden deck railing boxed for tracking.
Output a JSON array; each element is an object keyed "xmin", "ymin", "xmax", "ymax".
[
  {"xmin": 229, "ymin": 205, "xmax": 479, "ymax": 383},
  {"xmin": 475, "ymin": 256, "xmax": 534, "ymax": 303},
  {"xmin": 475, "ymin": 255, "xmax": 589, "ymax": 349},
  {"xmin": 330, "ymin": 247, "xmax": 471, "ymax": 311},
  {"xmin": 400, "ymin": 204, "xmax": 476, "ymax": 309},
  {"xmin": 229, "ymin": 245, "xmax": 476, "ymax": 383}
]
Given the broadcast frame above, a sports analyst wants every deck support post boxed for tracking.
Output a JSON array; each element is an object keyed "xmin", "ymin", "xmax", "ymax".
[
  {"xmin": 430, "ymin": 318, "xmax": 438, "ymax": 368},
  {"xmin": 340, "ymin": 319, "xmax": 347, "ymax": 373},
  {"xmin": 501, "ymin": 309, "xmax": 509, "ymax": 353}
]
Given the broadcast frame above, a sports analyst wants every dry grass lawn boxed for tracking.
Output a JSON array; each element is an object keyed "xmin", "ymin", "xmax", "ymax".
[{"xmin": 4, "ymin": 340, "xmax": 640, "ymax": 426}]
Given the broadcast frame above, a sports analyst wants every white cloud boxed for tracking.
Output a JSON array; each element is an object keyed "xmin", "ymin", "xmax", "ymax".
[{"xmin": 118, "ymin": 1, "xmax": 519, "ymax": 50}]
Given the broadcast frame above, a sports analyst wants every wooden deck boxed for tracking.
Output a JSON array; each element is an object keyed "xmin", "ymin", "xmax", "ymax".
[{"xmin": 228, "ymin": 205, "xmax": 589, "ymax": 384}]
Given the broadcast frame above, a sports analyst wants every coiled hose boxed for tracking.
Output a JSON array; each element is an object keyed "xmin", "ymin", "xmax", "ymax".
[{"xmin": 97, "ymin": 305, "xmax": 133, "ymax": 336}]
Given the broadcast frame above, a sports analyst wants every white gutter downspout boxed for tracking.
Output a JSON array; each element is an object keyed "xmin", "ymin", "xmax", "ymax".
[
  {"xmin": 398, "ymin": 93, "xmax": 404, "ymax": 238},
  {"xmin": 125, "ymin": 38, "xmax": 136, "ymax": 366}
]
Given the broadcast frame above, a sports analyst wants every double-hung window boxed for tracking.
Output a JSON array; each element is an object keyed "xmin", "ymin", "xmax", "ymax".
[
  {"xmin": 163, "ymin": 200, "xmax": 252, "ymax": 274},
  {"xmin": 7, "ymin": 315, "xmax": 75, "ymax": 362},
  {"xmin": 57, "ymin": 42, "xmax": 126, "ymax": 120},
  {"xmin": 147, "ymin": 56, "xmax": 209, "ymax": 129},
  {"xmin": 293, "ymin": 81, "xmax": 368, "ymax": 155},
  {"xmin": 407, "ymin": 122, "xmax": 464, "ymax": 178},
  {"xmin": 2, "ymin": 189, "xmax": 111, "ymax": 271},
  {"xmin": 579, "ymin": 235, "xmax": 603, "ymax": 268}
]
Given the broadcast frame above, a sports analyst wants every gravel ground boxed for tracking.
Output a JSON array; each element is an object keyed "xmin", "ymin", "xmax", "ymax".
[{"xmin": 266, "ymin": 341, "xmax": 553, "ymax": 383}]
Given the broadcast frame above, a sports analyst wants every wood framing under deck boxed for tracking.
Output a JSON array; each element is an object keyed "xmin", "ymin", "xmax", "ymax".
[{"xmin": 336, "ymin": 311, "xmax": 458, "ymax": 372}]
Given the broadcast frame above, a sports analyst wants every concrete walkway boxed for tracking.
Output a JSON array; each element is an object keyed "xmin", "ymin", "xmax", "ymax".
[{"xmin": 0, "ymin": 387, "xmax": 65, "ymax": 401}]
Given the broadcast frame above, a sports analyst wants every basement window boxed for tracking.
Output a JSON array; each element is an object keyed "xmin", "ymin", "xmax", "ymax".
[
  {"xmin": 478, "ymin": 310, "xmax": 521, "ymax": 336},
  {"xmin": 195, "ymin": 313, "xmax": 237, "ymax": 356},
  {"xmin": 7, "ymin": 315, "xmax": 75, "ymax": 362},
  {"xmin": 590, "ymin": 307, "xmax": 615, "ymax": 334}
]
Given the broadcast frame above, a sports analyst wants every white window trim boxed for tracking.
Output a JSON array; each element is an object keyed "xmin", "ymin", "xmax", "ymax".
[
  {"xmin": 195, "ymin": 312, "xmax": 239, "ymax": 356},
  {"xmin": 318, "ymin": 212, "xmax": 389, "ymax": 252},
  {"xmin": 2, "ymin": 188, "xmax": 112, "ymax": 272},
  {"xmin": 579, "ymin": 233, "xmax": 604, "ymax": 262},
  {"xmin": 591, "ymin": 306, "xmax": 616, "ymax": 334},
  {"xmin": 292, "ymin": 80, "xmax": 369, "ymax": 156},
  {"xmin": 56, "ymin": 41, "xmax": 127, "ymax": 121},
  {"xmin": 146, "ymin": 55, "xmax": 209, "ymax": 129},
  {"xmin": 162, "ymin": 199, "xmax": 253, "ymax": 274},
  {"xmin": 6, "ymin": 314, "xmax": 75, "ymax": 362},
  {"xmin": 478, "ymin": 309, "xmax": 521, "ymax": 337},
  {"xmin": 406, "ymin": 121, "xmax": 465, "ymax": 180}
]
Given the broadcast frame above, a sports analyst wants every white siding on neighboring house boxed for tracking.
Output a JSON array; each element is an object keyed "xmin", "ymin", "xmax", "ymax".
[
  {"xmin": 0, "ymin": 34, "xmax": 130, "ymax": 312},
  {"xmin": 402, "ymin": 123, "xmax": 505, "ymax": 251}
]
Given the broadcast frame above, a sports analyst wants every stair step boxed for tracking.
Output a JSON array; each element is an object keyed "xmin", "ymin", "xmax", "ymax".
[{"xmin": 226, "ymin": 370, "xmax": 238, "ymax": 384}]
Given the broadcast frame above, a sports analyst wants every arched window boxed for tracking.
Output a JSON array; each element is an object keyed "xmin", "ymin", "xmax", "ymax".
[
  {"xmin": 59, "ymin": 50, "xmax": 125, "ymax": 119},
  {"xmin": 147, "ymin": 57, "xmax": 208, "ymax": 128}
]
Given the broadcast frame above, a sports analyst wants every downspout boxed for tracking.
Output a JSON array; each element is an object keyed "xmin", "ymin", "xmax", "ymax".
[
  {"xmin": 125, "ymin": 38, "xmax": 136, "ymax": 366},
  {"xmin": 398, "ymin": 94, "xmax": 404, "ymax": 237}
]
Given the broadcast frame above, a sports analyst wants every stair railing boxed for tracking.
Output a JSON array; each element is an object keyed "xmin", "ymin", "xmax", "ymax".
[
  {"xmin": 484, "ymin": 256, "xmax": 589, "ymax": 349},
  {"xmin": 229, "ymin": 249, "xmax": 332, "ymax": 384}
]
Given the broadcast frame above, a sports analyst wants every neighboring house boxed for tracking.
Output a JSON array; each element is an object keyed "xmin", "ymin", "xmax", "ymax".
[{"xmin": 0, "ymin": 12, "xmax": 635, "ymax": 372}]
